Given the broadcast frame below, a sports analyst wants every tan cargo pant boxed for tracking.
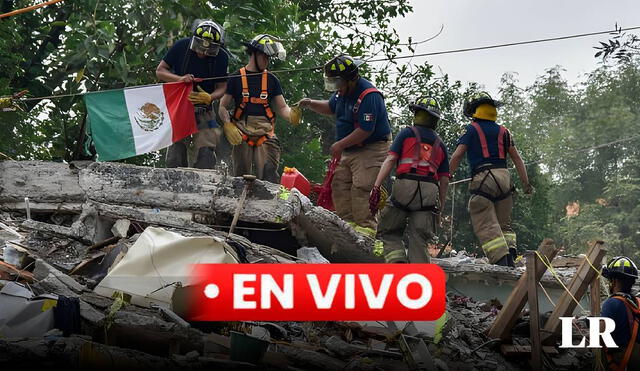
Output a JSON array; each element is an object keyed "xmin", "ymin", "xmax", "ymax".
[
  {"xmin": 378, "ymin": 178, "xmax": 439, "ymax": 263},
  {"xmin": 232, "ymin": 115, "xmax": 281, "ymax": 183},
  {"xmin": 166, "ymin": 110, "xmax": 222, "ymax": 169},
  {"xmin": 468, "ymin": 168, "xmax": 515, "ymax": 264},
  {"xmin": 331, "ymin": 141, "xmax": 390, "ymax": 230}
]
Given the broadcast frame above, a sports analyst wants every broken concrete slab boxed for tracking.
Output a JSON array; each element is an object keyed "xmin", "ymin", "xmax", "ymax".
[
  {"xmin": 297, "ymin": 247, "xmax": 330, "ymax": 264},
  {"xmin": 325, "ymin": 335, "xmax": 402, "ymax": 359},
  {"xmin": 32, "ymin": 259, "xmax": 86, "ymax": 297},
  {"xmin": 0, "ymin": 161, "xmax": 84, "ymax": 206},
  {"xmin": 79, "ymin": 162, "xmax": 299, "ymax": 225},
  {"xmin": 111, "ymin": 219, "xmax": 131, "ymax": 238}
]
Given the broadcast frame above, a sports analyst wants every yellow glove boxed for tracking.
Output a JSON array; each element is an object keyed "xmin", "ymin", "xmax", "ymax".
[
  {"xmin": 223, "ymin": 122, "xmax": 243, "ymax": 146},
  {"xmin": 0, "ymin": 97, "xmax": 13, "ymax": 109},
  {"xmin": 188, "ymin": 86, "xmax": 212, "ymax": 106},
  {"xmin": 289, "ymin": 105, "xmax": 302, "ymax": 126}
]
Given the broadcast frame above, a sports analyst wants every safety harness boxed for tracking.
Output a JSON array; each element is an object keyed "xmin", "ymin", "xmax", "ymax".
[
  {"xmin": 342, "ymin": 87, "xmax": 390, "ymax": 147},
  {"xmin": 233, "ymin": 67, "xmax": 275, "ymax": 147},
  {"xmin": 351, "ymin": 87, "xmax": 381, "ymax": 129},
  {"xmin": 396, "ymin": 126, "xmax": 442, "ymax": 176},
  {"xmin": 606, "ymin": 294, "xmax": 640, "ymax": 371},
  {"xmin": 391, "ymin": 126, "xmax": 441, "ymax": 214},
  {"xmin": 469, "ymin": 121, "xmax": 514, "ymax": 202}
]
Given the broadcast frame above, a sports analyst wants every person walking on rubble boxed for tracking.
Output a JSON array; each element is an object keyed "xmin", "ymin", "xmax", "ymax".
[
  {"xmin": 218, "ymin": 34, "xmax": 302, "ymax": 183},
  {"xmin": 297, "ymin": 54, "xmax": 391, "ymax": 232},
  {"xmin": 600, "ymin": 256, "xmax": 640, "ymax": 370},
  {"xmin": 449, "ymin": 92, "xmax": 532, "ymax": 267},
  {"xmin": 369, "ymin": 97, "xmax": 450, "ymax": 263},
  {"xmin": 156, "ymin": 20, "xmax": 229, "ymax": 169}
]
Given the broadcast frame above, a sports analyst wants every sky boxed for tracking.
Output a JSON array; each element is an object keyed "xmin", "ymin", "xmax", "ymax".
[{"xmin": 387, "ymin": 0, "xmax": 640, "ymax": 95}]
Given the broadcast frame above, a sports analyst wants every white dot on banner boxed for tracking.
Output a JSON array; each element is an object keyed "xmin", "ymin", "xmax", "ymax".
[{"xmin": 204, "ymin": 283, "xmax": 219, "ymax": 299}]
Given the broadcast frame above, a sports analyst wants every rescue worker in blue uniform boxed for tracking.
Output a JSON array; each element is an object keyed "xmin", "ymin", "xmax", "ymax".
[
  {"xmin": 218, "ymin": 34, "xmax": 301, "ymax": 183},
  {"xmin": 600, "ymin": 256, "xmax": 640, "ymax": 370},
  {"xmin": 370, "ymin": 97, "xmax": 450, "ymax": 263},
  {"xmin": 156, "ymin": 20, "xmax": 229, "ymax": 169},
  {"xmin": 298, "ymin": 54, "xmax": 391, "ymax": 231},
  {"xmin": 449, "ymin": 92, "xmax": 532, "ymax": 266}
]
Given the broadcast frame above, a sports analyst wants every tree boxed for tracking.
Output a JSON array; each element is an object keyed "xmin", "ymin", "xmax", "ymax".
[{"xmin": 0, "ymin": 0, "xmax": 414, "ymax": 179}]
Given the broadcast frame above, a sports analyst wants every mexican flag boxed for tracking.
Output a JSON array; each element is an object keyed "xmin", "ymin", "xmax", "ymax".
[{"xmin": 85, "ymin": 83, "xmax": 197, "ymax": 161}]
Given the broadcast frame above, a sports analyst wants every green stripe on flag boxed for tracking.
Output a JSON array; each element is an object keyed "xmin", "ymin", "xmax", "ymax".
[{"xmin": 85, "ymin": 89, "xmax": 136, "ymax": 161}]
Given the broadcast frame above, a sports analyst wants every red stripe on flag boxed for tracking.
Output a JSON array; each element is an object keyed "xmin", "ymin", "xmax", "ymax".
[{"xmin": 163, "ymin": 83, "xmax": 198, "ymax": 142}]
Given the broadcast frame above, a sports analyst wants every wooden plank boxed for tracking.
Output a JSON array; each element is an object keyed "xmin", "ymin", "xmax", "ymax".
[
  {"xmin": 590, "ymin": 276, "xmax": 601, "ymax": 316},
  {"xmin": 0, "ymin": 260, "xmax": 35, "ymax": 282},
  {"xmin": 590, "ymin": 275, "xmax": 602, "ymax": 361},
  {"xmin": 487, "ymin": 238, "xmax": 559, "ymax": 339},
  {"xmin": 541, "ymin": 241, "xmax": 607, "ymax": 343},
  {"xmin": 527, "ymin": 251, "xmax": 543, "ymax": 371}
]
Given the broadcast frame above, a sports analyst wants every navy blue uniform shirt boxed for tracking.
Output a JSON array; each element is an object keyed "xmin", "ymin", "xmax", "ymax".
[
  {"xmin": 601, "ymin": 296, "xmax": 640, "ymax": 351},
  {"xmin": 226, "ymin": 69, "xmax": 283, "ymax": 118},
  {"xmin": 328, "ymin": 78, "xmax": 391, "ymax": 146},
  {"xmin": 456, "ymin": 119, "xmax": 513, "ymax": 171},
  {"xmin": 162, "ymin": 38, "xmax": 229, "ymax": 93}
]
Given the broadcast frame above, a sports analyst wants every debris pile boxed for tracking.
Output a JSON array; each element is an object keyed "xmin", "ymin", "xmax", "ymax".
[{"xmin": 0, "ymin": 161, "xmax": 595, "ymax": 369}]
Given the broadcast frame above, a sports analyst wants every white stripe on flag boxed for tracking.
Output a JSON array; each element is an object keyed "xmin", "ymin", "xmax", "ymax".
[{"xmin": 124, "ymin": 86, "xmax": 173, "ymax": 155}]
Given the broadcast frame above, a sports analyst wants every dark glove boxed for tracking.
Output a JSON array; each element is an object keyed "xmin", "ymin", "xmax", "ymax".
[{"xmin": 369, "ymin": 185, "xmax": 381, "ymax": 216}]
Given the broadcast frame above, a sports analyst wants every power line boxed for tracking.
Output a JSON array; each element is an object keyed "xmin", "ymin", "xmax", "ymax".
[
  {"xmin": 369, "ymin": 26, "xmax": 640, "ymax": 63},
  {"xmin": 13, "ymin": 24, "xmax": 640, "ymax": 103}
]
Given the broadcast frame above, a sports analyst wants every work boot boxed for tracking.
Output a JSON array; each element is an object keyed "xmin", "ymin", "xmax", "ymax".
[
  {"xmin": 495, "ymin": 254, "xmax": 515, "ymax": 268},
  {"xmin": 194, "ymin": 147, "xmax": 217, "ymax": 169}
]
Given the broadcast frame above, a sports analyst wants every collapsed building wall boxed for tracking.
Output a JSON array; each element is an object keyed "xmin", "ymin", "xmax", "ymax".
[
  {"xmin": 0, "ymin": 160, "xmax": 603, "ymax": 370},
  {"xmin": 0, "ymin": 161, "xmax": 379, "ymax": 263}
]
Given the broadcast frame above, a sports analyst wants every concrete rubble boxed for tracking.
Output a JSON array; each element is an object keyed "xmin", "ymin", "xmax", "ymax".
[{"xmin": 0, "ymin": 160, "xmax": 596, "ymax": 370}]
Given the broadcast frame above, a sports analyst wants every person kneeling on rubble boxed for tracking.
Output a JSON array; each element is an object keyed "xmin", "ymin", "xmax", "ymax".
[
  {"xmin": 369, "ymin": 97, "xmax": 450, "ymax": 263},
  {"xmin": 449, "ymin": 92, "xmax": 532, "ymax": 267},
  {"xmin": 600, "ymin": 256, "xmax": 640, "ymax": 370},
  {"xmin": 218, "ymin": 34, "xmax": 302, "ymax": 183}
]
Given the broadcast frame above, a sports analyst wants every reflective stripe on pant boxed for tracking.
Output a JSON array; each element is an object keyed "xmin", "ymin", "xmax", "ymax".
[
  {"xmin": 232, "ymin": 116, "xmax": 280, "ymax": 183},
  {"xmin": 378, "ymin": 179, "xmax": 438, "ymax": 263},
  {"xmin": 331, "ymin": 141, "xmax": 389, "ymax": 230},
  {"xmin": 503, "ymin": 232, "xmax": 516, "ymax": 249},
  {"xmin": 468, "ymin": 168, "xmax": 513, "ymax": 264},
  {"xmin": 166, "ymin": 110, "xmax": 220, "ymax": 169}
]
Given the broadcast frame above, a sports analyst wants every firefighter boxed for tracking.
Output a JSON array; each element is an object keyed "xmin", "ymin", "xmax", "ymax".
[
  {"xmin": 218, "ymin": 34, "xmax": 301, "ymax": 182},
  {"xmin": 449, "ymin": 91, "xmax": 532, "ymax": 267},
  {"xmin": 156, "ymin": 19, "xmax": 229, "ymax": 169},
  {"xmin": 601, "ymin": 256, "xmax": 640, "ymax": 370},
  {"xmin": 298, "ymin": 54, "xmax": 391, "ymax": 231},
  {"xmin": 370, "ymin": 97, "xmax": 450, "ymax": 263}
]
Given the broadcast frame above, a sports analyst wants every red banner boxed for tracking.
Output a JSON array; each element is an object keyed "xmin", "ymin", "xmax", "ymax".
[{"xmin": 186, "ymin": 264, "xmax": 446, "ymax": 321}]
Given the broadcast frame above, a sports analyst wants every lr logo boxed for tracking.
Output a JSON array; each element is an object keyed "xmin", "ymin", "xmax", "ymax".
[{"xmin": 559, "ymin": 317, "xmax": 618, "ymax": 348}]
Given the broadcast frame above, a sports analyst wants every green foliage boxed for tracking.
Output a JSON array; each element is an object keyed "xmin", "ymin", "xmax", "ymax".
[
  {"xmin": 3, "ymin": 0, "xmax": 640, "ymax": 262},
  {"xmin": 0, "ymin": 0, "xmax": 413, "ymax": 166}
]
